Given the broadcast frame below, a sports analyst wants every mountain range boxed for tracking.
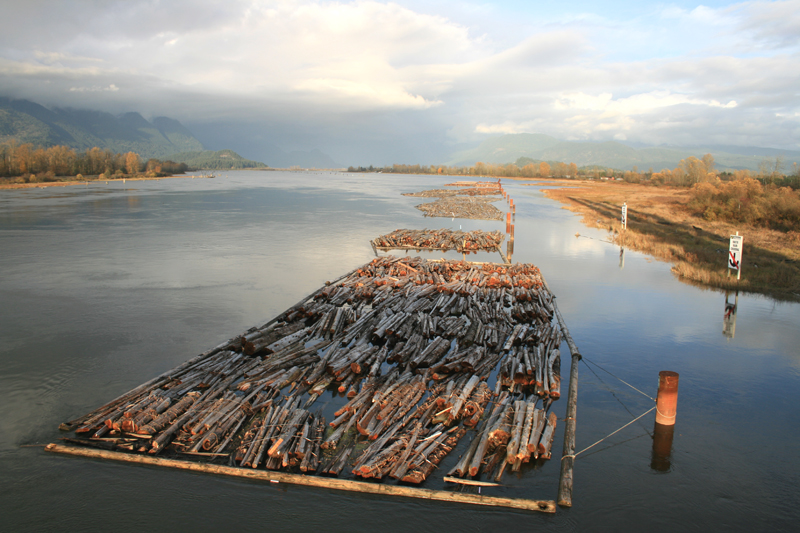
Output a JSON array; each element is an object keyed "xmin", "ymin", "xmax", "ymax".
[
  {"xmin": 447, "ymin": 133, "xmax": 800, "ymax": 173},
  {"xmin": 4, "ymin": 97, "xmax": 797, "ymax": 173},
  {"xmin": 167, "ymin": 149, "xmax": 265, "ymax": 169},
  {"xmin": 0, "ymin": 97, "xmax": 203, "ymax": 159},
  {"xmin": 0, "ymin": 97, "xmax": 341, "ymax": 168}
]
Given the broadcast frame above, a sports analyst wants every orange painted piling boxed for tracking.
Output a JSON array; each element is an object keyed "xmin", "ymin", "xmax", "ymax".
[{"xmin": 655, "ymin": 371, "xmax": 679, "ymax": 425}]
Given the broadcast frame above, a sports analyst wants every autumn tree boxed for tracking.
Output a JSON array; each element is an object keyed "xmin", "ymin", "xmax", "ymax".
[
  {"xmin": 539, "ymin": 162, "xmax": 550, "ymax": 177},
  {"xmin": 521, "ymin": 163, "xmax": 536, "ymax": 178},
  {"xmin": 13, "ymin": 143, "xmax": 32, "ymax": 175},
  {"xmin": 552, "ymin": 162, "xmax": 568, "ymax": 177},
  {"xmin": 568, "ymin": 162, "xmax": 578, "ymax": 177},
  {"xmin": 121, "ymin": 151, "xmax": 136, "ymax": 175},
  {"xmin": 702, "ymin": 153, "xmax": 715, "ymax": 174}
]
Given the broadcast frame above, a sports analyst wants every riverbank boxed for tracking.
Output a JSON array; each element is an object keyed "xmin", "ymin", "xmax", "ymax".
[
  {"xmin": 0, "ymin": 173, "xmax": 206, "ymax": 190},
  {"xmin": 529, "ymin": 179, "xmax": 800, "ymax": 301}
]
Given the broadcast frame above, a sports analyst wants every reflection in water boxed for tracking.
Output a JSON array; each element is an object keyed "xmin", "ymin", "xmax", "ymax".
[
  {"xmin": 619, "ymin": 246, "xmax": 625, "ymax": 269},
  {"xmin": 651, "ymin": 422, "xmax": 675, "ymax": 472},
  {"xmin": 724, "ymin": 291, "xmax": 739, "ymax": 339}
]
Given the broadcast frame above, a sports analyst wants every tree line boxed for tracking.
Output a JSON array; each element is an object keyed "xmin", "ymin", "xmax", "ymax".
[
  {"xmin": 349, "ymin": 154, "xmax": 799, "ymax": 190},
  {"xmin": 348, "ymin": 161, "xmax": 579, "ymax": 178},
  {"xmin": 0, "ymin": 141, "xmax": 187, "ymax": 182}
]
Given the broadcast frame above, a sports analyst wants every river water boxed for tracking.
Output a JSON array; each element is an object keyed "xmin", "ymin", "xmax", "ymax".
[{"xmin": 1, "ymin": 171, "xmax": 798, "ymax": 532}]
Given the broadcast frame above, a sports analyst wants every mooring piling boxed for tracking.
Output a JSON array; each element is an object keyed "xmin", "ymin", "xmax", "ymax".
[{"xmin": 655, "ymin": 371, "xmax": 679, "ymax": 426}]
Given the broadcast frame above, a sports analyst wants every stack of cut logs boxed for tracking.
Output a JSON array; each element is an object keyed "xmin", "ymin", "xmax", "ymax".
[
  {"xmin": 444, "ymin": 181, "xmax": 502, "ymax": 192},
  {"xmin": 415, "ymin": 197, "xmax": 504, "ymax": 221},
  {"xmin": 402, "ymin": 187, "xmax": 502, "ymax": 198},
  {"xmin": 60, "ymin": 256, "xmax": 562, "ymax": 485},
  {"xmin": 372, "ymin": 229, "xmax": 504, "ymax": 253}
]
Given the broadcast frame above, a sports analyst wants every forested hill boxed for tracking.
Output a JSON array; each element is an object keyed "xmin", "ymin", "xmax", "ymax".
[
  {"xmin": 0, "ymin": 97, "xmax": 204, "ymax": 159},
  {"xmin": 167, "ymin": 149, "xmax": 266, "ymax": 170}
]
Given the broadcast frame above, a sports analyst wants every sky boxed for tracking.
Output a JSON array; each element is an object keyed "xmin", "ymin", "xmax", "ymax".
[{"xmin": 0, "ymin": 0, "xmax": 798, "ymax": 165}]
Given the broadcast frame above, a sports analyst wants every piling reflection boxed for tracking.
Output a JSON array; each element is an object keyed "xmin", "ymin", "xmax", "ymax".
[
  {"xmin": 651, "ymin": 422, "xmax": 675, "ymax": 472},
  {"xmin": 724, "ymin": 291, "xmax": 739, "ymax": 339},
  {"xmin": 619, "ymin": 247, "xmax": 625, "ymax": 269}
]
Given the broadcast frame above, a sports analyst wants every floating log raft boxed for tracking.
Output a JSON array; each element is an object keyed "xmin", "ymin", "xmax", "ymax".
[
  {"xmin": 56, "ymin": 256, "xmax": 565, "ymax": 503},
  {"xmin": 372, "ymin": 229, "xmax": 504, "ymax": 254},
  {"xmin": 415, "ymin": 197, "xmax": 504, "ymax": 221},
  {"xmin": 443, "ymin": 181, "xmax": 502, "ymax": 192},
  {"xmin": 403, "ymin": 187, "xmax": 502, "ymax": 198}
]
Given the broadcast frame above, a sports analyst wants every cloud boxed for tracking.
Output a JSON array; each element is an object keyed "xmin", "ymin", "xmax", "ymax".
[
  {"xmin": 69, "ymin": 84, "xmax": 119, "ymax": 93},
  {"xmin": 735, "ymin": 0, "xmax": 800, "ymax": 49},
  {"xmin": 0, "ymin": 0, "xmax": 798, "ymax": 163},
  {"xmin": 32, "ymin": 51, "xmax": 104, "ymax": 65},
  {"xmin": 554, "ymin": 91, "xmax": 737, "ymax": 113}
]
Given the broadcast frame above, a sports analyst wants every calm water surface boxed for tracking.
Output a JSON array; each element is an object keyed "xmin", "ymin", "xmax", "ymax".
[{"xmin": 1, "ymin": 171, "xmax": 798, "ymax": 532}]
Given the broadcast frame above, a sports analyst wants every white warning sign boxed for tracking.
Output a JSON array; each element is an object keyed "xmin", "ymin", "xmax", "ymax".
[{"xmin": 728, "ymin": 234, "xmax": 743, "ymax": 270}]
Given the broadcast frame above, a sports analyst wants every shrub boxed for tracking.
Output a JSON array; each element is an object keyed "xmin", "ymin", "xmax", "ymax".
[{"xmin": 688, "ymin": 178, "xmax": 800, "ymax": 231}]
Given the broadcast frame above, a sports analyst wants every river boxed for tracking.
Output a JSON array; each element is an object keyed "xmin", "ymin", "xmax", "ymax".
[{"xmin": 1, "ymin": 171, "xmax": 798, "ymax": 532}]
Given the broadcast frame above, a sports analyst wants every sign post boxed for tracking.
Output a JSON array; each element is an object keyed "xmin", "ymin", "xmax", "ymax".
[
  {"xmin": 621, "ymin": 202, "xmax": 627, "ymax": 230},
  {"xmin": 728, "ymin": 232, "xmax": 743, "ymax": 280}
]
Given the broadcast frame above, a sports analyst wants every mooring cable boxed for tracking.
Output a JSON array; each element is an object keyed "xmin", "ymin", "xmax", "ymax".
[
  {"xmin": 580, "ymin": 358, "xmax": 654, "ymax": 437},
  {"xmin": 559, "ymin": 355, "xmax": 658, "ymax": 458},
  {"xmin": 561, "ymin": 405, "xmax": 656, "ymax": 461},
  {"xmin": 581, "ymin": 356, "xmax": 655, "ymax": 401},
  {"xmin": 577, "ymin": 432, "xmax": 650, "ymax": 461}
]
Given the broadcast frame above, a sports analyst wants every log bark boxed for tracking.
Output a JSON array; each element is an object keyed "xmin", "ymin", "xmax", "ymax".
[{"xmin": 538, "ymin": 412, "xmax": 558, "ymax": 459}]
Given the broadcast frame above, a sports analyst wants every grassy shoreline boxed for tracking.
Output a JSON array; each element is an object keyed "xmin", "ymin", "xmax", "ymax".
[
  {"xmin": 525, "ymin": 178, "xmax": 800, "ymax": 301},
  {"xmin": 0, "ymin": 173, "xmax": 203, "ymax": 190}
]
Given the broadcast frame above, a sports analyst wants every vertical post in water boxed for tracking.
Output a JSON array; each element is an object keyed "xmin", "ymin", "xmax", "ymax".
[
  {"xmin": 655, "ymin": 371, "xmax": 679, "ymax": 425},
  {"xmin": 651, "ymin": 371, "xmax": 679, "ymax": 472},
  {"xmin": 651, "ymin": 421, "xmax": 675, "ymax": 472}
]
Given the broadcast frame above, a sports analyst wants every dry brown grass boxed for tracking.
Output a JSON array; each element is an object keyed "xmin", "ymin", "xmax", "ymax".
[
  {"xmin": 0, "ymin": 174, "xmax": 183, "ymax": 190},
  {"xmin": 537, "ymin": 180, "xmax": 800, "ymax": 301}
]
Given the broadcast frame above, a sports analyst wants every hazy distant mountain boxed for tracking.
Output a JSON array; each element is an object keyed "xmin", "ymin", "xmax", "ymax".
[
  {"xmin": 448, "ymin": 133, "xmax": 800, "ymax": 172},
  {"xmin": 280, "ymin": 148, "xmax": 340, "ymax": 169},
  {"xmin": 166, "ymin": 149, "xmax": 266, "ymax": 170},
  {"xmin": 180, "ymin": 122, "xmax": 342, "ymax": 169},
  {"xmin": 0, "ymin": 97, "xmax": 204, "ymax": 159},
  {"xmin": 448, "ymin": 133, "xmax": 563, "ymax": 166}
]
